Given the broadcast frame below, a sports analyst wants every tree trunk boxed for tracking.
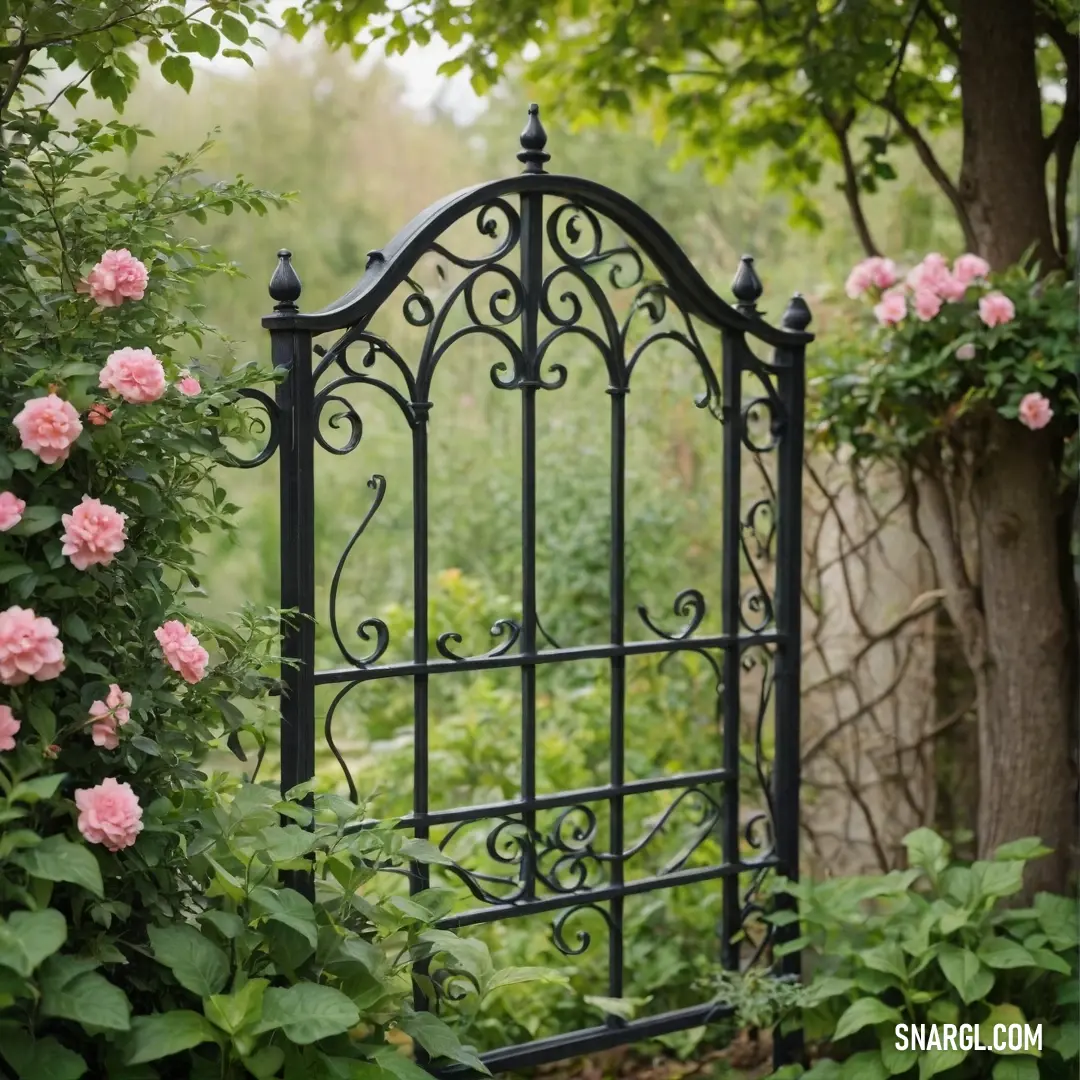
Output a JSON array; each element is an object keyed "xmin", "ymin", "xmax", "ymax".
[
  {"xmin": 958, "ymin": 0, "xmax": 1061, "ymax": 270},
  {"xmin": 970, "ymin": 416, "xmax": 1073, "ymax": 893}
]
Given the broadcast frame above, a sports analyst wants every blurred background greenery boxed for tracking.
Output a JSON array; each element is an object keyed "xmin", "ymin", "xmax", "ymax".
[{"xmin": 82, "ymin": 38, "xmax": 967, "ymax": 1057}]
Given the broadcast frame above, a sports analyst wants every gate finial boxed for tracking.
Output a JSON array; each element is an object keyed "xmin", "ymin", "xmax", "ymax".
[
  {"xmin": 269, "ymin": 249, "xmax": 302, "ymax": 312},
  {"xmin": 781, "ymin": 292, "xmax": 812, "ymax": 332},
  {"xmin": 517, "ymin": 103, "xmax": 550, "ymax": 174},
  {"xmin": 732, "ymin": 254, "xmax": 763, "ymax": 316}
]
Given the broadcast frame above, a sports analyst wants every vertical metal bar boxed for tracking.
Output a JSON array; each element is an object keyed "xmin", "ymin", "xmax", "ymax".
[
  {"xmin": 771, "ymin": 340, "xmax": 806, "ymax": 1068},
  {"xmin": 719, "ymin": 329, "xmax": 743, "ymax": 971},
  {"xmin": 608, "ymin": 386, "xmax": 627, "ymax": 1008},
  {"xmin": 519, "ymin": 190, "xmax": 543, "ymax": 897},
  {"xmin": 274, "ymin": 323, "xmax": 316, "ymax": 901},
  {"xmin": 411, "ymin": 405, "xmax": 432, "ymax": 1018}
]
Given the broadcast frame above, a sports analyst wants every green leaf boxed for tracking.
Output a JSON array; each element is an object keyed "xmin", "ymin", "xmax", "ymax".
[
  {"xmin": 861, "ymin": 943, "xmax": 908, "ymax": 981},
  {"xmin": 1049, "ymin": 1022, "xmax": 1079, "ymax": 1061},
  {"xmin": 992, "ymin": 837, "xmax": 1051, "ymax": 862},
  {"xmin": 219, "ymin": 13, "xmax": 249, "ymax": 44},
  {"xmin": 160, "ymin": 55, "xmax": 193, "ymax": 92},
  {"xmin": 841, "ymin": 1051, "xmax": 887, "ymax": 1080},
  {"xmin": 0, "ymin": 909, "xmax": 67, "ymax": 975},
  {"xmin": 0, "ymin": 1029, "xmax": 87, "ymax": 1080},
  {"xmin": 398, "ymin": 1011, "xmax": 488, "ymax": 1072},
  {"xmin": 204, "ymin": 978, "xmax": 267, "ymax": 1035},
  {"xmin": 191, "ymin": 21, "xmax": 221, "ymax": 59},
  {"xmin": 832, "ymin": 998, "xmax": 902, "ymax": 1042},
  {"xmin": 126, "ymin": 1011, "xmax": 219, "ymax": 1064},
  {"xmin": 1029, "ymin": 947, "xmax": 1071, "ymax": 974},
  {"xmin": 12, "ymin": 836, "xmax": 103, "ymax": 898},
  {"xmin": 257, "ymin": 983, "xmax": 359, "ymax": 1044},
  {"xmin": 363, "ymin": 1047, "xmax": 438, "ymax": 1080},
  {"xmin": 484, "ymin": 966, "xmax": 568, "ymax": 993},
  {"xmin": 257, "ymin": 824, "xmax": 314, "ymax": 863},
  {"xmin": 880, "ymin": 1042, "xmax": 918, "ymax": 1076},
  {"xmin": 1034, "ymin": 892, "xmax": 1079, "ymax": 949},
  {"xmin": 149, "ymin": 924, "xmax": 229, "ymax": 997},
  {"xmin": 937, "ymin": 945, "xmax": 994, "ymax": 1005},
  {"xmin": 991, "ymin": 1059, "xmax": 1039, "ymax": 1080},
  {"xmin": 903, "ymin": 828, "xmax": 949, "ymax": 876},
  {"xmin": 40, "ymin": 960, "xmax": 131, "ymax": 1032},
  {"xmin": 242, "ymin": 1046, "xmax": 285, "ymax": 1078},
  {"xmin": 972, "ymin": 860, "xmax": 1025, "ymax": 901},
  {"xmin": 918, "ymin": 1046, "xmax": 967, "ymax": 1079},
  {"xmin": 977, "ymin": 936, "xmax": 1035, "ymax": 969},
  {"xmin": 980, "ymin": 1004, "xmax": 1038, "ymax": 1057},
  {"xmin": 249, "ymin": 885, "xmax": 317, "ymax": 947},
  {"xmin": 9, "ymin": 505, "xmax": 61, "ymax": 536},
  {"xmin": 398, "ymin": 837, "xmax": 455, "ymax": 866}
]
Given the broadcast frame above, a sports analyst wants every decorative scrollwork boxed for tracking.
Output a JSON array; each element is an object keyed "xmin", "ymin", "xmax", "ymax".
[
  {"xmin": 552, "ymin": 903, "xmax": 615, "ymax": 957},
  {"xmin": 223, "ymin": 387, "xmax": 281, "ymax": 469},
  {"xmin": 547, "ymin": 202, "xmax": 645, "ymax": 290},
  {"xmin": 535, "ymin": 804, "xmax": 601, "ymax": 894},
  {"xmin": 741, "ymin": 646, "xmax": 777, "ymax": 866},
  {"xmin": 737, "ymin": 341, "xmax": 787, "ymax": 450},
  {"xmin": 324, "ymin": 681, "xmax": 361, "ymax": 803},
  {"xmin": 329, "ymin": 475, "xmax": 391, "ymax": 668},
  {"xmin": 429, "ymin": 198, "xmax": 522, "ymax": 270},
  {"xmin": 313, "ymin": 391, "xmax": 364, "ymax": 455},
  {"xmin": 617, "ymin": 786, "xmax": 721, "ymax": 875},
  {"xmin": 436, "ymin": 618, "xmax": 522, "ymax": 662},
  {"xmin": 433, "ymin": 817, "xmax": 533, "ymax": 907},
  {"xmin": 739, "ymin": 501, "xmax": 776, "ymax": 633},
  {"xmin": 637, "ymin": 588, "xmax": 706, "ymax": 641}
]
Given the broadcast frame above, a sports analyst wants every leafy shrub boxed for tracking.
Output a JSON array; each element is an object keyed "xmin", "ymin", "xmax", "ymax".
[{"xmin": 770, "ymin": 829, "xmax": 1079, "ymax": 1079}]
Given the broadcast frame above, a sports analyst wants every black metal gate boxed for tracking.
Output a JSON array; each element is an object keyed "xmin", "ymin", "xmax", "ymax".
[{"xmin": 254, "ymin": 106, "xmax": 811, "ymax": 1074}]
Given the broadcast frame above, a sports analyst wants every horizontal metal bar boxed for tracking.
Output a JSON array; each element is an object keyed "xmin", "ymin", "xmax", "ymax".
[
  {"xmin": 435, "ymin": 858, "xmax": 779, "ymax": 929},
  {"xmin": 430, "ymin": 1001, "xmax": 737, "ymax": 1078},
  {"xmin": 364, "ymin": 767, "xmax": 733, "ymax": 831},
  {"xmin": 313, "ymin": 632, "xmax": 783, "ymax": 686}
]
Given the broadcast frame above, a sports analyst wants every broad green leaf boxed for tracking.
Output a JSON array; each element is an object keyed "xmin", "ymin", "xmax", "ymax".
[
  {"xmin": 364, "ymin": 1047, "xmax": 440, "ymax": 1080},
  {"xmin": 841, "ymin": 1051, "xmax": 887, "ymax": 1080},
  {"xmin": 160, "ymin": 55, "xmax": 194, "ymax": 92},
  {"xmin": 977, "ymin": 936, "xmax": 1035, "ymax": 969},
  {"xmin": 40, "ymin": 963, "xmax": 131, "ymax": 1032},
  {"xmin": 880, "ymin": 1042, "xmax": 918, "ymax": 1076},
  {"xmin": 991, "ymin": 1059, "xmax": 1039, "ymax": 1080},
  {"xmin": 12, "ymin": 836, "xmax": 103, "ymax": 898},
  {"xmin": 903, "ymin": 828, "xmax": 949, "ymax": 876},
  {"xmin": 937, "ymin": 945, "xmax": 994, "ymax": 1005},
  {"xmin": 242, "ymin": 1046, "xmax": 285, "ymax": 1078},
  {"xmin": 0, "ymin": 909, "xmax": 66, "ymax": 975},
  {"xmin": 398, "ymin": 1011, "xmax": 487, "ymax": 1072},
  {"xmin": 583, "ymin": 995, "xmax": 647, "ymax": 1020},
  {"xmin": 398, "ymin": 837, "xmax": 455, "ymax": 866},
  {"xmin": 861, "ymin": 943, "xmax": 908, "ymax": 981},
  {"xmin": 1049, "ymin": 1022, "xmax": 1079, "ymax": 1061},
  {"xmin": 1028, "ymin": 947, "xmax": 1071, "ymax": 975},
  {"xmin": 249, "ymin": 885, "xmax": 317, "ymax": 947},
  {"xmin": 257, "ymin": 824, "xmax": 314, "ymax": 863},
  {"xmin": 0, "ymin": 1029, "xmax": 87, "ymax": 1080},
  {"xmin": 126, "ymin": 1011, "xmax": 219, "ymax": 1064},
  {"xmin": 972, "ymin": 860, "xmax": 1025, "ymax": 901},
  {"xmin": 918, "ymin": 1046, "xmax": 967, "ymax": 1079},
  {"xmin": 833, "ymin": 998, "xmax": 902, "ymax": 1041},
  {"xmin": 1034, "ymin": 893, "xmax": 1079, "ymax": 949},
  {"xmin": 204, "ymin": 978, "xmax": 267, "ymax": 1035},
  {"xmin": 980, "ymin": 1004, "xmax": 1038, "ymax": 1057},
  {"xmin": 149, "ymin": 924, "xmax": 229, "ymax": 997},
  {"xmin": 992, "ymin": 837, "xmax": 1051, "ymax": 862},
  {"xmin": 257, "ymin": 983, "xmax": 359, "ymax": 1044},
  {"xmin": 801, "ymin": 977, "xmax": 855, "ymax": 1008},
  {"xmin": 484, "ymin": 966, "xmax": 568, "ymax": 993},
  {"xmin": 10, "ymin": 505, "xmax": 62, "ymax": 536}
]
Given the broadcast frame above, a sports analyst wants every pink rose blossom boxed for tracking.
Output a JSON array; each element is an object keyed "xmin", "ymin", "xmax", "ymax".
[
  {"xmin": 978, "ymin": 292, "xmax": 1016, "ymax": 328},
  {"xmin": 873, "ymin": 288, "xmax": 907, "ymax": 326},
  {"xmin": 953, "ymin": 254, "xmax": 991, "ymax": 286},
  {"xmin": 99, "ymin": 348, "xmax": 166, "ymax": 405},
  {"xmin": 845, "ymin": 256, "xmax": 898, "ymax": 299},
  {"xmin": 176, "ymin": 373, "xmax": 201, "ymax": 397},
  {"xmin": 75, "ymin": 777, "xmax": 143, "ymax": 852},
  {"xmin": 0, "ymin": 706, "xmax": 20, "ymax": 752},
  {"xmin": 154, "ymin": 620, "xmax": 210, "ymax": 684},
  {"xmin": 913, "ymin": 288, "xmax": 944, "ymax": 321},
  {"xmin": 936, "ymin": 274, "xmax": 968, "ymax": 302},
  {"xmin": 88, "ymin": 403, "xmax": 113, "ymax": 426},
  {"xmin": 955, "ymin": 343, "xmax": 976, "ymax": 361},
  {"xmin": 89, "ymin": 684, "xmax": 132, "ymax": 750},
  {"xmin": 0, "ymin": 606, "xmax": 65, "ymax": 686},
  {"xmin": 12, "ymin": 394, "xmax": 83, "ymax": 465},
  {"xmin": 0, "ymin": 492, "xmax": 26, "ymax": 531},
  {"xmin": 1018, "ymin": 392, "xmax": 1053, "ymax": 431},
  {"xmin": 906, "ymin": 253, "xmax": 950, "ymax": 293},
  {"xmin": 80, "ymin": 249, "xmax": 148, "ymax": 308},
  {"xmin": 61, "ymin": 495, "xmax": 128, "ymax": 571}
]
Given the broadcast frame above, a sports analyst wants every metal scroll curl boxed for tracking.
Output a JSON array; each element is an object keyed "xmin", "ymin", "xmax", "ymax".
[
  {"xmin": 547, "ymin": 201, "xmax": 646, "ymax": 290},
  {"xmin": 328, "ymin": 475, "xmax": 391, "ymax": 669},
  {"xmin": 740, "ymin": 645, "xmax": 777, "ymax": 866},
  {"xmin": 428, "ymin": 197, "xmax": 522, "ymax": 270},
  {"xmin": 434, "ymin": 817, "xmax": 533, "ymax": 907},
  {"xmin": 222, "ymin": 387, "xmax": 281, "ymax": 469},
  {"xmin": 436, "ymin": 618, "xmax": 522, "ymax": 663},
  {"xmin": 637, "ymin": 587, "xmax": 706, "ymax": 641},
  {"xmin": 552, "ymin": 903, "xmax": 615, "ymax": 957},
  {"xmin": 739, "ymin": 497, "xmax": 776, "ymax": 634}
]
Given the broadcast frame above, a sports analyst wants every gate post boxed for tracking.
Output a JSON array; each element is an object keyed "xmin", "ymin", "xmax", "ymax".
[
  {"xmin": 266, "ymin": 249, "xmax": 317, "ymax": 901},
  {"xmin": 772, "ymin": 292, "xmax": 811, "ymax": 1068}
]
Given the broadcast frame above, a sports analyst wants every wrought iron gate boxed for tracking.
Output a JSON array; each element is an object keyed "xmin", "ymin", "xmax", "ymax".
[{"xmin": 254, "ymin": 105, "xmax": 811, "ymax": 1074}]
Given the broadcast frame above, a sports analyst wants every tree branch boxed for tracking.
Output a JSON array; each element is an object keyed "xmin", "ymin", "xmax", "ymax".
[
  {"xmin": 921, "ymin": 0, "xmax": 961, "ymax": 56},
  {"xmin": 822, "ymin": 107, "xmax": 881, "ymax": 257}
]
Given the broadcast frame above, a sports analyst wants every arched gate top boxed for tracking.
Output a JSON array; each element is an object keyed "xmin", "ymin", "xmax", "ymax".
[{"xmin": 262, "ymin": 106, "xmax": 813, "ymax": 348}]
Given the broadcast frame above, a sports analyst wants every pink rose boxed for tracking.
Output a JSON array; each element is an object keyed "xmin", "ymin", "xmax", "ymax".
[
  {"xmin": 0, "ymin": 706, "xmax": 20, "ymax": 752},
  {"xmin": 176, "ymin": 373, "xmax": 201, "ymax": 397},
  {"xmin": 906, "ymin": 253, "xmax": 949, "ymax": 293},
  {"xmin": 99, "ymin": 348, "xmax": 166, "ymax": 405},
  {"xmin": 978, "ymin": 292, "xmax": 1016, "ymax": 328},
  {"xmin": 80, "ymin": 249, "xmax": 148, "ymax": 308},
  {"xmin": 0, "ymin": 606, "xmax": 65, "ymax": 686},
  {"xmin": 12, "ymin": 394, "xmax": 83, "ymax": 465},
  {"xmin": 953, "ymin": 254, "xmax": 991, "ymax": 286},
  {"xmin": 873, "ymin": 288, "xmax": 907, "ymax": 326},
  {"xmin": 87, "ymin": 403, "xmax": 113, "ymax": 426},
  {"xmin": 60, "ymin": 495, "xmax": 128, "ymax": 571},
  {"xmin": 913, "ymin": 288, "xmax": 943, "ymax": 321},
  {"xmin": 955, "ymin": 343, "xmax": 976, "ymax": 360},
  {"xmin": 154, "ymin": 620, "xmax": 209, "ymax": 684},
  {"xmin": 74, "ymin": 777, "xmax": 143, "ymax": 852},
  {"xmin": 845, "ymin": 256, "xmax": 898, "ymax": 299},
  {"xmin": 89, "ymin": 683, "xmax": 132, "ymax": 750},
  {"xmin": 0, "ymin": 492, "xmax": 26, "ymax": 531},
  {"xmin": 936, "ymin": 274, "xmax": 968, "ymax": 302},
  {"xmin": 1018, "ymin": 392, "xmax": 1053, "ymax": 431}
]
